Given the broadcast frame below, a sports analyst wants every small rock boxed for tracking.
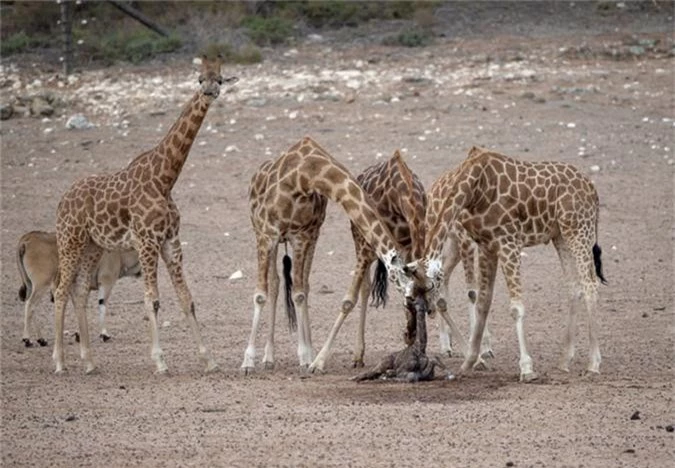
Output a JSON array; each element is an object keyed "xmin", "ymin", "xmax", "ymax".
[
  {"xmin": 31, "ymin": 96, "xmax": 54, "ymax": 116},
  {"xmin": 66, "ymin": 114, "xmax": 94, "ymax": 130},
  {"xmin": 506, "ymin": 462, "xmax": 515, "ymax": 467},
  {"xmin": 246, "ymin": 98, "xmax": 267, "ymax": 108},
  {"xmin": 224, "ymin": 145, "xmax": 239, "ymax": 153},
  {"xmin": 630, "ymin": 411, "xmax": 641, "ymax": 420},
  {"xmin": 0, "ymin": 103, "xmax": 13, "ymax": 120},
  {"xmin": 666, "ymin": 424, "xmax": 674, "ymax": 432},
  {"xmin": 229, "ymin": 270, "xmax": 243, "ymax": 280},
  {"xmin": 65, "ymin": 415, "xmax": 77, "ymax": 422},
  {"xmin": 317, "ymin": 285, "xmax": 334, "ymax": 295},
  {"xmin": 520, "ymin": 91, "xmax": 535, "ymax": 100},
  {"xmin": 590, "ymin": 165, "xmax": 601, "ymax": 173}
]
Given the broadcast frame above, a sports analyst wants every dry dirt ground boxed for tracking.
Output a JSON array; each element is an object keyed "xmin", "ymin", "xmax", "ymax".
[{"xmin": 1, "ymin": 3, "xmax": 674, "ymax": 467}]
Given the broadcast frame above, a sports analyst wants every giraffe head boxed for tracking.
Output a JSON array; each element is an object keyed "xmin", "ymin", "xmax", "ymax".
[
  {"xmin": 402, "ymin": 258, "xmax": 443, "ymax": 316},
  {"xmin": 197, "ymin": 54, "xmax": 238, "ymax": 101}
]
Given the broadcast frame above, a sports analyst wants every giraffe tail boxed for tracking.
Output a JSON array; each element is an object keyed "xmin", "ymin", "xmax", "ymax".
[
  {"xmin": 592, "ymin": 244, "xmax": 608, "ymax": 285},
  {"xmin": 369, "ymin": 259, "xmax": 388, "ymax": 308},
  {"xmin": 282, "ymin": 254, "xmax": 298, "ymax": 332}
]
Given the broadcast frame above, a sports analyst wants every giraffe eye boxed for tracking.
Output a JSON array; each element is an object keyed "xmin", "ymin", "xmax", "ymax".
[
  {"xmin": 216, "ymin": 77, "xmax": 223, "ymax": 85},
  {"xmin": 198, "ymin": 75, "xmax": 205, "ymax": 84}
]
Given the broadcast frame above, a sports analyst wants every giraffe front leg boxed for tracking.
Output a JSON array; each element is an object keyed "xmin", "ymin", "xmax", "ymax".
[
  {"xmin": 162, "ymin": 237, "xmax": 217, "ymax": 374},
  {"xmin": 97, "ymin": 286, "xmax": 112, "ymax": 342},
  {"xmin": 499, "ymin": 245, "xmax": 537, "ymax": 382},
  {"xmin": 459, "ymin": 253, "xmax": 497, "ymax": 376}
]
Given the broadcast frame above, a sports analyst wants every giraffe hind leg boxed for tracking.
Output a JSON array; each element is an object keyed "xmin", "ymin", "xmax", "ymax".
[{"xmin": 162, "ymin": 237, "xmax": 217, "ymax": 373}]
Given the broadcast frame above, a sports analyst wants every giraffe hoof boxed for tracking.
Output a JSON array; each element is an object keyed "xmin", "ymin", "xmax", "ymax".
[
  {"xmin": 241, "ymin": 366, "xmax": 255, "ymax": 376},
  {"xmin": 473, "ymin": 359, "xmax": 489, "ymax": 371},
  {"xmin": 520, "ymin": 371, "xmax": 539, "ymax": 383},
  {"xmin": 37, "ymin": 338, "xmax": 48, "ymax": 347},
  {"xmin": 557, "ymin": 364, "xmax": 571, "ymax": 373},
  {"xmin": 154, "ymin": 367, "xmax": 170, "ymax": 375},
  {"xmin": 352, "ymin": 359, "xmax": 365, "ymax": 368},
  {"xmin": 481, "ymin": 349, "xmax": 495, "ymax": 359},
  {"xmin": 22, "ymin": 338, "xmax": 34, "ymax": 348},
  {"xmin": 100, "ymin": 333, "xmax": 111, "ymax": 342},
  {"xmin": 85, "ymin": 365, "xmax": 98, "ymax": 375},
  {"xmin": 74, "ymin": 332, "xmax": 80, "ymax": 343},
  {"xmin": 263, "ymin": 361, "xmax": 275, "ymax": 371},
  {"xmin": 582, "ymin": 369, "xmax": 600, "ymax": 379}
]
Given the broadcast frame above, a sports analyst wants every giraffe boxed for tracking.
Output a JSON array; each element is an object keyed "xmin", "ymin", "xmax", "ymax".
[
  {"xmin": 404, "ymin": 146, "xmax": 607, "ymax": 382},
  {"xmin": 52, "ymin": 56, "xmax": 237, "ymax": 374},
  {"xmin": 241, "ymin": 137, "xmax": 411, "ymax": 373},
  {"xmin": 308, "ymin": 150, "xmax": 427, "ymax": 372}
]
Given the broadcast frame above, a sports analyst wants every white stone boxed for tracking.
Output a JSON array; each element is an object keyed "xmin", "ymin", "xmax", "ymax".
[
  {"xmin": 229, "ymin": 270, "xmax": 244, "ymax": 280},
  {"xmin": 590, "ymin": 165, "xmax": 601, "ymax": 172}
]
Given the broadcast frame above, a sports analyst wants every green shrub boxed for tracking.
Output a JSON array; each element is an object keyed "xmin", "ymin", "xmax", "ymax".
[
  {"xmin": 1, "ymin": 31, "xmax": 31, "ymax": 56},
  {"xmin": 382, "ymin": 27, "xmax": 432, "ymax": 47},
  {"xmin": 202, "ymin": 42, "xmax": 263, "ymax": 65},
  {"xmin": 86, "ymin": 30, "xmax": 182, "ymax": 64},
  {"xmin": 241, "ymin": 16, "xmax": 294, "ymax": 46}
]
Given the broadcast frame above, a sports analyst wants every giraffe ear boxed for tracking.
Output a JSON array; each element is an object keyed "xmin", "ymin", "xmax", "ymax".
[{"xmin": 402, "ymin": 260, "xmax": 419, "ymax": 276}]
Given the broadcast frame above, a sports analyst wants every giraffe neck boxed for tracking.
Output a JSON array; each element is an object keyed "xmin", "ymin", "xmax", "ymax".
[
  {"xmin": 287, "ymin": 138, "xmax": 402, "ymax": 269},
  {"xmin": 140, "ymin": 92, "xmax": 212, "ymax": 194},
  {"xmin": 423, "ymin": 169, "xmax": 476, "ymax": 280}
]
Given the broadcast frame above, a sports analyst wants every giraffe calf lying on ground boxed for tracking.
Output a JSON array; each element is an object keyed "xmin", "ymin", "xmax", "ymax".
[
  {"xmin": 353, "ymin": 292, "xmax": 445, "ymax": 382},
  {"xmin": 16, "ymin": 231, "xmax": 141, "ymax": 347}
]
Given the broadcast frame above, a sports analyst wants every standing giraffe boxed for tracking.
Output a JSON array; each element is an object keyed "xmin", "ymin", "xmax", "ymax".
[
  {"xmin": 52, "ymin": 56, "xmax": 237, "ymax": 374},
  {"xmin": 404, "ymin": 146, "xmax": 607, "ymax": 382},
  {"xmin": 241, "ymin": 137, "xmax": 411, "ymax": 373}
]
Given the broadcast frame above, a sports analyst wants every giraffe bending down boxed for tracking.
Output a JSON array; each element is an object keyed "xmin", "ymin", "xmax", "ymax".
[
  {"xmin": 308, "ymin": 150, "xmax": 427, "ymax": 372},
  {"xmin": 404, "ymin": 146, "xmax": 607, "ymax": 382},
  {"xmin": 52, "ymin": 56, "xmax": 237, "ymax": 374},
  {"xmin": 241, "ymin": 137, "xmax": 410, "ymax": 373}
]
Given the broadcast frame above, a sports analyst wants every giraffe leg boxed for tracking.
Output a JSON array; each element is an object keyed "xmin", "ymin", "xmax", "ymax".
[
  {"xmin": 161, "ymin": 236, "xmax": 217, "ymax": 373},
  {"xmin": 460, "ymin": 252, "xmax": 497, "ymax": 375},
  {"xmin": 438, "ymin": 234, "xmax": 461, "ymax": 356},
  {"xmin": 566, "ymin": 236, "xmax": 602, "ymax": 374},
  {"xmin": 97, "ymin": 285, "xmax": 112, "ymax": 342},
  {"xmin": 498, "ymin": 243, "xmax": 537, "ymax": 382},
  {"xmin": 353, "ymin": 267, "xmax": 371, "ymax": 367},
  {"xmin": 262, "ymin": 244, "xmax": 279, "ymax": 370},
  {"xmin": 71, "ymin": 245, "xmax": 102, "ymax": 374},
  {"xmin": 291, "ymin": 236, "xmax": 315, "ymax": 368},
  {"xmin": 53, "ymin": 238, "xmax": 85, "ymax": 373},
  {"xmin": 554, "ymin": 237, "xmax": 582, "ymax": 373},
  {"xmin": 309, "ymin": 255, "xmax": 370, "ymax": 372},
  {"xmin": 242, "ymin": 236, "xmax": 273, "ymax": 373},
  {"xmin": 137, "ymin": 243, "xmax": 168, "ymax": 374}
]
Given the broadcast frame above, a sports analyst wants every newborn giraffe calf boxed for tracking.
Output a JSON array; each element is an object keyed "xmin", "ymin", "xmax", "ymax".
[{"xmin": 352, "ymin": 293, "xmax": 445, "ymax": 383}]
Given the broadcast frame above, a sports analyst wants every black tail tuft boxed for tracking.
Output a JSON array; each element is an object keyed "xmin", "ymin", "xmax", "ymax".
[
  {"xmin": 593, "ymin": 243, "xmax": 608, "ymax": 285},
  {"xmin": 18, "ymin": 284, "xmax": 27, "ymax": 302},
  {"xmin": 282, "ymin": 254, "xmax": 297, "ymax": 332},
  {"xmin": 369, "ymin": 260, "xmax": 389, "ymax": 308}
]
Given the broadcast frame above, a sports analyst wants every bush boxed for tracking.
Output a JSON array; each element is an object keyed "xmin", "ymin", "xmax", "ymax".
[
  {"xmin": 85, "ymin": 30, "xmax": 182, "ymax": 65},
  {"xmin": 241, "ymin": 16, "xmax": 294, "ymax": 46},
  {"xmin": 202, "ymin": 42, "xmax": 263, "ymax": 65},
  {"xmin": 382, "ymin": 27, "xmax": 433, "ymax": 47},
  {"xmin": 1, "ymin": 32, "xmax": 31, "ymax": 56}
]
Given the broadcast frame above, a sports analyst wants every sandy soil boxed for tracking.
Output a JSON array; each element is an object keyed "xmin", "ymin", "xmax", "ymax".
[{"xmin": 1, "ymin": 3, "xmax": 673, "ymax": 467}]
